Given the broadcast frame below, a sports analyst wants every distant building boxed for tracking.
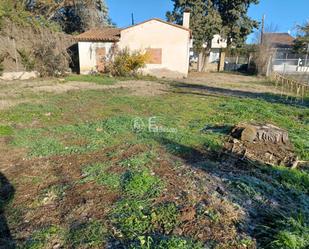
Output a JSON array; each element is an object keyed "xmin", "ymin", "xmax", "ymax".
[
  {"xmin": 189, "ymin": 34, "xmax": 227, "ymax": 72},
  {"xmin": 209, "ymin": 34, "xmax": 227, "ymax": 63},
  {"xmin": 75, "ymin": 11, "xmax": 192, "ymax": 78},
  {"xmin": 262, "ymin": 32, "xmax": 295, "ymax": 59}
]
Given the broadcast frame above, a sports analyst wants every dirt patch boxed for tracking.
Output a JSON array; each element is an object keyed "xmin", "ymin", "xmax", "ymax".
[{"xmin": 181, "ymin": 72, "xmax": 288, "ymax": 96}]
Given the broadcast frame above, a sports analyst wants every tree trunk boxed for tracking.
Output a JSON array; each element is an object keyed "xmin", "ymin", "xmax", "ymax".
[
  {"xmin": 197, "ymin": 49, "xmax": 210, "ymax": 72},
  {"xmin": 198, "ymin": 52, "xmax": 204, "ymax": 72}
]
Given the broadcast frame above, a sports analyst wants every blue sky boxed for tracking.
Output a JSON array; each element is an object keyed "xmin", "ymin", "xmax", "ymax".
[{"xmin": 106, "ymin": 0, "xmax": 309, "ymax": 40}]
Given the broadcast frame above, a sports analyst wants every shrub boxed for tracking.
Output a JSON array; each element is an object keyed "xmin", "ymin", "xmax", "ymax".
[
  {"xmin": 17, "ymin": 49, "xmax": 35, "ymax": 71},
  {"xmin": 33, "ymin": 29, "xmax": 72, "ymax": 77},
  {"xmin": 0, "ymin": 59, "xmax": 3, "ymax": 76},
  {"xmin": 33, "ymin": 40, "xmax": 70, "ymax": 77},
  {"xmin": 106, "ymin": 48, "xmax": 148, "ymax": 77},
  {"xmin": 0, "ymin": 53, "xmax": 5, "ymax": 75}
]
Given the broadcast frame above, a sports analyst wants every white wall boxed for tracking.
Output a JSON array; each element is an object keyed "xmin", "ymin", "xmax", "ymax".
[
  {"xmin": 78, "ymin": 42, "xmax": 114, "ymax": 74},
  {"xmin": 211, "ymin": 34, "xmax": 227, "ymax": 49},
  {"xmin": 118, "ymin": 20, "xmax": 191, "ymax": 78},
  {"xmin": 209, "ymin": 48, "xmax": 221, "ymax": 63}
]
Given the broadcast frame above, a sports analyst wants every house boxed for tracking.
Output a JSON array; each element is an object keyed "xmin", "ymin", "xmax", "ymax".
[
  {"xmin": 208, "ymin": 34, "xmax": 227, "ymax": 63},
  {"xmin": 189, "ymin": 34, "xmax": 227, "ymax": 72},
  {"xmin": 76, "ymin": 11, "xmax": 192, "ymax": 78},
  {"xmin": 262, "ymin": 32, "xmax": 295, "ymax": 59}
]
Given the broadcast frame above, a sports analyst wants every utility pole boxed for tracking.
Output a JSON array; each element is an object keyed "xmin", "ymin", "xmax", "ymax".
[
  {"xmin": 305, "ymin": 43, "xmax": 309, "ymax": 68},
  {"xmin": 261, "ymin": 14, "xmax": 266, "ymax": 44},
  {"xmin": 131, "ymin": 13, "xmax": 135, "ymax": 26}
]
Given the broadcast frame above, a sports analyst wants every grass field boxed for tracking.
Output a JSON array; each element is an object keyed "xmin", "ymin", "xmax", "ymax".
[{"xmin": 0, "ymin": 73, "xmax": 308, "ymax": 249}]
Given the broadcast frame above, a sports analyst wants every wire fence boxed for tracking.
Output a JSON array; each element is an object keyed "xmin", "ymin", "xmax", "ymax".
[{"xmin": 272, "ymin": 58, "xmax": 309, "ymax": 85}]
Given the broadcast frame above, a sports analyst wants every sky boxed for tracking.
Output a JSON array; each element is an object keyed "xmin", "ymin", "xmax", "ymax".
[{"xmin": 106, "ymin": 0, "xmax": 309, "ymax": 41}]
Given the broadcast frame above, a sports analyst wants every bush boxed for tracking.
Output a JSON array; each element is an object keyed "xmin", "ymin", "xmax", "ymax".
[
  {"xmin": 0, "ymin": 59, "xmax": 3, "ymax": 76},
  {"xmin": 33, "ymin": 40, "xmax": 70, "ymax": 77},
  {"xmin": 106, "ymin": 48, "xmax": 148, "ymax": 77},
  {"xmin": 0, "ymin": 52, "xmax": 6, "ymax": 75},
  {"xmin": 17, "ymin": 49, "xmax": 35, "ymax": 71}
]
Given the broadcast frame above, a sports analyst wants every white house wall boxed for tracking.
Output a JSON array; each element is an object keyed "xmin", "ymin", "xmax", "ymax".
[
  {"xmin": 78, "ymin": 42, "xmax": 114, "ymax": 74},
  {"xmin": 118, "ymin": 20, "xmax": 191, "ymax": 78}
]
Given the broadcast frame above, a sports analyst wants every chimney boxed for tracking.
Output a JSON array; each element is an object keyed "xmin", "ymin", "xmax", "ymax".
[{"xmin": 183, "ymin": 9, "xmax": 190, "ymax": 29}]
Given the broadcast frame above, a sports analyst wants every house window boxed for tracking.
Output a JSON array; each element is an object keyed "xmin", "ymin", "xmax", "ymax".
[{"xmin": 146, "ymin": 48, "xmax": 162, "ymax": 64}]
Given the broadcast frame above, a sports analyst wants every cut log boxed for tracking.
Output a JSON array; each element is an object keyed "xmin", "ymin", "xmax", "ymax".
[{"xmin": 231, "ymin": 123, "xmax": 289, "ymax": 144}]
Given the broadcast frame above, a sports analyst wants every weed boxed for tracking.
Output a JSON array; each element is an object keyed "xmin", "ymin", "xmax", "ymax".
[
  {"xmin": 131, "ymin": 236, "xmax": 204, "ymax": 249},
  {"xmin": 23, "ymin": 226, "xmax": 65, "ymax": 249},
  {"xmin": 122, "ymin": 169, "xmax": 163, "ymax": 198},
  {"xmin": 0, "ymin": 125, "xmax": 13, "ymax": 136},
  {"xmin": 268, "ymin": 215, "xmax": 309, "ymax": 249},
  {"xmin": 111, "ymin": 199, "xmax": 181, "ymax": 242},
  {"xmin": 111, "ymin": 199, "xmax": 153, "ymax": 240},
  {"xmin": 228, "ymin": 175, "xmax": 275, "ymax": 199},
  {"xmin": 269, "ymin": 166, "xmax": 309, "ymax": 194},
  {"xmin": 151, "ymin": 203, "xmax": 179, "ymax": 234},
  {"xmin": 17, "ymin": 49, "xmax": 35, "ymax": 71},
  {"xmin": 66, "ymin": 220, "xmax": 107, "ymax": 248},
  {"xmin": 81, "ymin": 163, "xmax": 121, "ymax": 189},
  {"xmin": 119, "ymin": 151, "xmax": 157, "ymax": 169}
]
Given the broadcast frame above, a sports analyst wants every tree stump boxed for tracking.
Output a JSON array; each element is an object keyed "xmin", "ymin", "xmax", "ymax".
[
  {"xmin": 227, "ymin": 123, "xmax": 296, "ymax": 167},
  {"xmin": 231, "ymin": 123, "xmax": 289, "ymax": 144}
]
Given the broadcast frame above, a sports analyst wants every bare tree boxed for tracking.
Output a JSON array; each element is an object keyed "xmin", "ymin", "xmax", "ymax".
[{"xmin": 252, "ymin": 23, "xmax": 279, "ymax": 75}]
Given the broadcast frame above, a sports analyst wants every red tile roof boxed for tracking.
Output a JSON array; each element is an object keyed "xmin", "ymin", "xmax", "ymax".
[
  {"xmin": 263, "ymin": 33, "xmax": 295, "ymax": 47},
  {"xmin": 75, "ymin": 27, "xmax": 121, "ymax": 42}
]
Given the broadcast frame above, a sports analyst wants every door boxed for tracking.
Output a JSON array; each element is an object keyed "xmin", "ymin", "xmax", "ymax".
[{"xmin": 96, "ymin": 47, "xmax": 106, "ymax": 73}]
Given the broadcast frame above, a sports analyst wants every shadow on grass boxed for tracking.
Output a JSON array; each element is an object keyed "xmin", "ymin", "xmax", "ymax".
[
  {"xmin": 171, "ymin": 82, "xmax": 309, "ymax": 107},
  {"xmin": 154, "ymin": 136, "xmax": 309, "ymax": 248},
  {"xmin": 0, "ymin": 173, "xmax": 15, "ymax": 248}
]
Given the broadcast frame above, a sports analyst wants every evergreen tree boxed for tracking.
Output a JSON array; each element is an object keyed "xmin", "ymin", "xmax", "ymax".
[
  {"xmin": 293, "ymin": 22, "xmax": 309, "ymax": 54},
  {"xmin": 213, "ymin": 0, "xmax": 259, "ymax": 47},
  {"xmin": 167, "ymin": 0, "xmax": 259, "ymax": 70}
]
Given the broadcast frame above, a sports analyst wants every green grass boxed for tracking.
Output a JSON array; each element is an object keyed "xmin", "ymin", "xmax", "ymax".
[
  {"xmin": 65, "ymin": 74, "xmax": 158, "ymax": 85},
  {"xmin": 267, "ymin": 166, "xmax": 309, "ymax": 194},
  {"xmin": 122, "ymin": 169, "xmax": 163, "ymax": 198},
  {"xmin": 111, "ymin": 200, "xmax": 180, "ymax": 242},
  {"xmin": 12, "ymin": 116, "xmax": 134, "ymax": 157},
  {"xmin": 258, "ymin": 215, "xmax": 309, "ymax": 249},
  {"xmin": 65, "ymin": 74, "xmax": 117, "ymax": 85},
  {"xmin": 0, "ymin": 125, "xmax": 13, "ymax": 136},
  {"xmin": 23, "ymin": 226, "xmax": 65, "ymax": 249},
  {"xmin": 66, "ymin": 220, "xmax": 107, "ymax": 248},
  {"xmin": 1, "ymin": 77, "xmax": 309, "ymax": 248},
  {"xmin": 119, "ymin": 151, "xmax": 157, "ymax": 169},
  {"xmin": 81, "ymin": 163, "xmax": 121, "ymax": 189},
  {"xmin": 130, "ymin": 236, "xmax": 204, "ymax": 249}
]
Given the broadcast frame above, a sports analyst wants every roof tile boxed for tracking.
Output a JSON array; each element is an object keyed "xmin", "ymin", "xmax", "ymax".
[{"xmin": 75, "ymin": 28, "xmax": 121, "ymax": 42}]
